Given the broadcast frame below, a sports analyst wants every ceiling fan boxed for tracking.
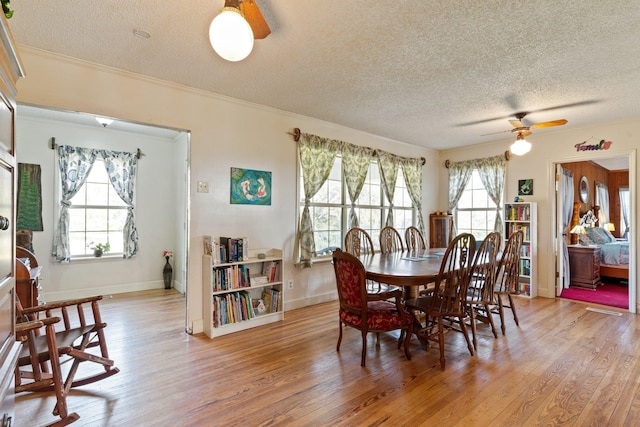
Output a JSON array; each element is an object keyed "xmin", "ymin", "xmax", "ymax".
[
  {"xmin": 483, "ymin": 112, "xmax": 568, "ymax": 138},
  {"xmin": 483, "ymin": 112, "xmax": 568, "ymax": 156},
  {"xmin": 210, "ymin": 0, "xmax": 271, "ymax": 61}
]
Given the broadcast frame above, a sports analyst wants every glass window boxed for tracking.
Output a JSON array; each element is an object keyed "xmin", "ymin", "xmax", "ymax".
[
  {"xmin": 300, "ymin": 157, "xmax": 416, "ymax": 257},
  {"xmin": 68, "ymin": 159, "xmax": 127, "ymax": 257},
  {"xmin": 454, "ymin": 169, "xmax": 499, "ymax": 241}
]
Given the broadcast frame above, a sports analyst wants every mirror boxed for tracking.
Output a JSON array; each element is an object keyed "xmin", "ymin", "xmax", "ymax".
[{"xmin": 579, "ymin": 176, "xmax": 589, "ymax": 203}]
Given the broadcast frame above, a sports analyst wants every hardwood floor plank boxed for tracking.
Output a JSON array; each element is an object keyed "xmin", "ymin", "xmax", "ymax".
[{"xmin": 12, "ymin": 289, "xmax": 640, "ymax": 426}]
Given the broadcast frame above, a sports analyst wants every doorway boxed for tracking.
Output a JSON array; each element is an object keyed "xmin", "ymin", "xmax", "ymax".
[
  {"xmin": 554, "ymin": 154, "xmax": 635, "ymax": 312},
  {"xmin": 15, "ymin": 103, "xmax": 191, "ymax": 327}
]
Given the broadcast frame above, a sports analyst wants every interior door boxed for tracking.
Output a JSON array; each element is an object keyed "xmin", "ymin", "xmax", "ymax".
[{"xmin": 555, "ymin": 164, "xmax": 565, "ymax": 296}]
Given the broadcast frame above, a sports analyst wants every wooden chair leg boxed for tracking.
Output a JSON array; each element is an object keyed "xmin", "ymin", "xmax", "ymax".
[
  {"xmin": 336, "ymin": 320, "xmax": 343, "ymax": 352},
  {"xmin": 469, "ymin": 307, "xmax": 478, "ymax": 351},
  {"xmin": 484, "ymin": 303, "xmax": 498, "ymax": 338},
  {"xmin": 508, "ymin": 294, "xmax": 520, "ymax": 326},
  {"xmin": 497, "ymin": 295, "xmax": 506, "ymax": 335},
  {"xmin": 402, "ymin": 323, "xmax": 413, "ymax": 361},
  {"xmin": 360, "ymin": 330, "xmax": 367, "ymax": 367},
  {"xmin": 458, "ymin": 317, "xmax": 474, "ymax": 356},
  {"xmin": 437, "ymin": 319, "xmax": 446, "ymax": 370}
]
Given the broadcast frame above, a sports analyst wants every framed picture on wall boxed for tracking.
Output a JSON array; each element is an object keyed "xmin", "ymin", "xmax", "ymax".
[
  {"xmin": 230, "ymin": 167, "xmax": 272, "ymax": 205},
  {"xmin": 518, "ymin": 179, "xmax": 533, "ymax": 196}
]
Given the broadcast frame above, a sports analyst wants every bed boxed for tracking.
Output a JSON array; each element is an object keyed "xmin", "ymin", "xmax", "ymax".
[{"xmin": 579, "ymin": 226, "xmax": 629, "ymax": 281}]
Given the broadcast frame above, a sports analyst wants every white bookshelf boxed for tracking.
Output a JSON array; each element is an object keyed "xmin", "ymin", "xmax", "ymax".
[
  {"xmin": 202, "ymin": 248, "xmax": 284, "ymax": 338},
  {"xmin": 504, "ymin": 202, "xmax": 537, "ymax": 298}
]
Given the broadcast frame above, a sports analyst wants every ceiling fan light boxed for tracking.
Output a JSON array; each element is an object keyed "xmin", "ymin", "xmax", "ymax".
[
  {"xmin": 209, "ymin": 7, "xmax": 254, "ymax": 62},
  {"xmin": 510, "ymin": 137, "xmax": 531, "ymax": 156}
]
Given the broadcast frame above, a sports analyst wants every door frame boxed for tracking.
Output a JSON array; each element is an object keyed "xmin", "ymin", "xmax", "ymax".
[{"xmin": 550, "ymin": 149, "xmax": 636, "ymax": 313}]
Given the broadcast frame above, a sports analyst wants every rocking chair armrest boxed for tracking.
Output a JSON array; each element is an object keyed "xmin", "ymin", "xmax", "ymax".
[
  {"xmin": 19, "ymin": 295, "xmax": 104, "ymax": 315},
  {"xmin": 15, "ymin": 319, "xmax": 44, "ymax": 334}
]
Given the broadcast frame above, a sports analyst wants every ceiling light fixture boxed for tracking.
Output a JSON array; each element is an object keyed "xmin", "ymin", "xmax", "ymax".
[
  {"xmin": 209, "ymin": 1, "xmax": 254, "ymax": 62},
  {"xmin": 510, "ymin": 134, "xmax": 531, "ymax": 156},
  {"xmin": 95, "ymin": 117, "xmax": 113, "ymax": 127}
]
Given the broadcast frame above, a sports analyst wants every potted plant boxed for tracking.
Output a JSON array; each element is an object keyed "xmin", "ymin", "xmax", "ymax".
[{"xmin": 93, "ymin": 242, "xmax": 110, "ymax": 257}]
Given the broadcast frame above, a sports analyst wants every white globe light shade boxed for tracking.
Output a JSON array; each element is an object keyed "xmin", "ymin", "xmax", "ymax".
[
  {"xmin": 209, "ymin": 8, "xmax": 254, "ymax": 62},
  {"xmin": 510, "ymin": 138, "xmax": 531, "ymax": 156}
]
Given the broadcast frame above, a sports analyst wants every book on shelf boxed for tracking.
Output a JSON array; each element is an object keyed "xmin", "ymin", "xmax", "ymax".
[{"xmin": 218, "ymin": 236, "xmax": 249, "ymax": 263}]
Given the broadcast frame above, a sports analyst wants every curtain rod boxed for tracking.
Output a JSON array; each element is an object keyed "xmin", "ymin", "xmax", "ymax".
[
  {"xmin": 48, "ymin": 137, "xmax": 144, "ymax": 159},
  {"xmin": 287, "ymin": 127, "xmax": 426, "ymax": 166},
  {"xmin": 444, "ymin": 151, "xmax": 511, "ymax": 169}
]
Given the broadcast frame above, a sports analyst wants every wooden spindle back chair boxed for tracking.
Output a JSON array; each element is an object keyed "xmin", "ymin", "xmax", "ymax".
[
  {"xmin": 379, "ymin": 226, "xmax": 404, "ymax": 254},
  {"xmin": 404, "ymin": 226, "xmax": 427, "ymax": 251},
  {"xmin": 493, "ymin": 230, "xmax": 524, "ymax": 334}
]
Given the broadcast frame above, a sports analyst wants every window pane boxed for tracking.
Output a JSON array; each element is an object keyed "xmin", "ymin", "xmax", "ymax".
[
  {"xmin": 108, "ymin": 186, "xmax": 127, "ymax": 206},
  {"xmin": 86, "ymin": 209, "xmax": 108, "ymax": 231},
  {"xmin": 86, "ymin": 182, "xmax": 109, "ymax": 205},
  {"xmin": 68, "ymin": 209, "xmax": 86, "ymax": 232}
]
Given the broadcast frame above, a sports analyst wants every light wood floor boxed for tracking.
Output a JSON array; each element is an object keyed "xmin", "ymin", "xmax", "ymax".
[{"xmin": 13, "ymin": 289, "xmax": 640, "ymax": 426}]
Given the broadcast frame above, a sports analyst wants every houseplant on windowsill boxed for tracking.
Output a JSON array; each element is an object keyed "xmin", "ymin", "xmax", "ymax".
[{"xmin": 92, "ymin": 242, "xmax": 110, "ymax": 258}]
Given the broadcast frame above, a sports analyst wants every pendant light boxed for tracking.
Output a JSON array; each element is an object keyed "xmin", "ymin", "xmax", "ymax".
[{"xmin": 209, "ymin": 4, "xmax": 254, "ymax": 62}]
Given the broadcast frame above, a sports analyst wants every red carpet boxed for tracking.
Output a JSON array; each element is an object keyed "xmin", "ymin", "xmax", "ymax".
[{"xmin": 560, "ymin": 282, "xmax": 628, "ymax": 309}]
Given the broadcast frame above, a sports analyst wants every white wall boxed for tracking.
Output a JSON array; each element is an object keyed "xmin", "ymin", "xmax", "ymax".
[
  {"xmin": 15, "ymin": 47, "xmax": 438, "ymax": 333},
  {"xmin": 439, "ymin": 120, "xmax": 637, "ymax": 311},
  {"xmin": 15, "ymin": 113, "xmax": 185, "ymax": 301}
]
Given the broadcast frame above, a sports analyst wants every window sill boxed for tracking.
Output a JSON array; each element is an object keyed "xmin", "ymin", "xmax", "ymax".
[{"xmin": 60, "ymin": 254, "xmax": 123, "ymax": 263}]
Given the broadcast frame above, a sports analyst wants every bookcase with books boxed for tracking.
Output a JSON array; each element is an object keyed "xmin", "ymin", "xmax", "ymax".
[
  {"xmin": 202, "ymin": 238, "xmax": 284, "ymax": 338},
  {"xmin": 504, "ymin": 202, "xmax": 537, "ymax": 298}
]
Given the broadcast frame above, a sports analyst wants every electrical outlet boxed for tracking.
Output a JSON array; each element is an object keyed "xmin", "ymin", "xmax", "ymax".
[
  {"xmin": 197, "ymin": 181, "xmax": 209, "ymax": 193},
  {"xmin": 287, "ymin": 280, "xmax": 294, "ymax": 289}
]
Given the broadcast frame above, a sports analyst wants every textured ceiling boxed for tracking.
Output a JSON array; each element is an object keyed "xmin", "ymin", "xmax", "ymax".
[{"xmin": 7, "ymin": 1, "xmax": 640, "ymax": 150}]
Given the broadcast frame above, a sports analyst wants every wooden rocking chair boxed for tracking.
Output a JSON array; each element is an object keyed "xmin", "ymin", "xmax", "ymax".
[
  {"xmin": 15, "ymin": 317, "xmax": 80, "ymax": 426},
  {"xmin": 15, "ymin": 295, "xmax": 120, "ymax": 415}
]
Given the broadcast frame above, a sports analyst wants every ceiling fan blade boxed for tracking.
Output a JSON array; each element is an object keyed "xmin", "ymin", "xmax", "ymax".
[
  {"xmin": 530, "ymin": 119, "xmax": 567, "ymax": 129},
  {"xmin": 240, "ymin": 0, "xmax": 271, "ymax": 39},
  {"xmin": 481, "ymin": 129, "xmax": 512, "ymax": 136},
  {"xmin": 508, "ymin": 119, "xmax": 523, "ymax": 128}
]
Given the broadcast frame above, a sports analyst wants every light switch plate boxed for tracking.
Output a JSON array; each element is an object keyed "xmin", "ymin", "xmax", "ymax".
[{"xmin": 197, "ymin": 181, "xmax": 209, "ymax": 193}]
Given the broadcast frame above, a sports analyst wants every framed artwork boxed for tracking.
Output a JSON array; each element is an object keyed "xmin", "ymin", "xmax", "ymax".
[
  {"xmin": 518, "ymin": 179, "xmax": 533, "ymax": 196},
  {"xmin": 230, "ymin": 167, "xmax": 272, "ymax": 205}
]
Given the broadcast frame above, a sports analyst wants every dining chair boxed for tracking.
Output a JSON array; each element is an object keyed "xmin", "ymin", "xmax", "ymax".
[
  {"xmin": 332, "ymin": 248, "xmax": 414, "ymax": 367},
  {"xmin": 492, "ymin": 230, "xmax": 524, "ymax": 334},
  {"xmin": 465, "ymin": 231, "xmax": 501, "ymax": 350},
  {"xmin": 379, "ymin": 226, "xmax": 404, "ymax": 254},
  {"xmin": 344, "ymin": 227, "xmax": 375, "ymax": 256},
  {"xmin": 344, "ymin": 227, "xmax": 400, "ymax": 296},
  {"xmin": 404, "ymin": 226, "xmax": 427, "ymax": 251},
  {"xmin": 404, "ymin": 233, "xmax": 476, "ymax": 370}
]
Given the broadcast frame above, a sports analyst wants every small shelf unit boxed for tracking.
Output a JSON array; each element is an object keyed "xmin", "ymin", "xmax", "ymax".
[
  {"xmin": 202, "ymin": 248, "xmax": 284, "ymax": 338},
  {"xmin": 504, "ymin": 202, "xmax": 537, "ymax": 298}
]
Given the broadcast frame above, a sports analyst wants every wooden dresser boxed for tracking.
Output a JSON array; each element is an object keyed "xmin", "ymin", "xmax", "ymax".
[
  {"xmin": 568, "ymin": 245, "xmax": 602, "ymax": 289},
  {"xmin": 0, "ymin": 14, "xmax": 25, "ymax": 427}
]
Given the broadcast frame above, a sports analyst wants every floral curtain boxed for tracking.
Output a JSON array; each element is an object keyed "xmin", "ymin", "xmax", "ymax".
[
  {"xmin": 101, "ymin": 149, "xmax": 139, "ymax": 258},
  {"xmin": 447, "ymin": 159, "xmax": 473, "ymax": 234},
  {"xmin": 561, "ymin": 167, "xmax": 574, "ymax": 289},
  {"xmin": 619, "ymin": 187, "xmax": 630, "ymax": 238},
  {"xmin": 297, "ymin": 133, "xmax": 340, "ymax": 267},
  {"xmin": 52, "ymin": 146, "xmax": 97, "ymax": 262},
  {"xmin": 595, "ymin": 181, "xmax": 610, "ymax": 227},
  {"xmin": 342, "ymin": 143, "xmax": 373, "ymax": 228},
  {"xmin": 476, "ymin": 155, "xmax": 506, "ymax": 233},
  {"xmin": 400, "ymin": 157, "xmax": 425, "ymax": 236},
  {"xmin": 376, "ymin": 149, "xmax": 399, "ymax": 226}
]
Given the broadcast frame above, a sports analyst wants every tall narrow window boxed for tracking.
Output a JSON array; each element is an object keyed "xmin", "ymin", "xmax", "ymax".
[
  {"xmin": 68, "ymin": 159, "xmax": 128, "ymax": 256},
  {"xmin": 454, "ymin": 169, "xmax": 499, "ymax": 240}
]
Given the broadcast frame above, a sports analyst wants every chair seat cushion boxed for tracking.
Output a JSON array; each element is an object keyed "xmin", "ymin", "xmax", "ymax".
[{"xmin": 340, "ymin": 301, "xmax": 413, "ymax": 329}]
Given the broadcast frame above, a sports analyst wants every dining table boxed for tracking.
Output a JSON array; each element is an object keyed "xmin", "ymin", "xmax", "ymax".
[{"xmin": 359, "ymin": 248, "xmax": 447, "ymax": 298}]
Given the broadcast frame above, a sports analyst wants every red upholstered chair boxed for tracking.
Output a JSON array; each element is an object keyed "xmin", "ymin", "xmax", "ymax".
[
  {"xmin": 492, "ymin": 230, "xmax": 524, "ymax": 334},
  {"xmin": 404, "ymin": 233, "xmax": 476, "ymax": 370},
  {"xmin": 332, "ymin": 248, "xmax": 414, "ymax": 367},
  {"xmin": 379, "ymin": 226, "xmax": 404, "ymax": 254}
]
